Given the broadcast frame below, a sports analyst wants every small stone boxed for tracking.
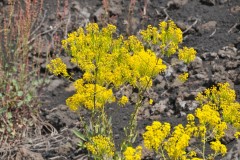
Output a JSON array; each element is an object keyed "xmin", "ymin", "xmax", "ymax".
[
  {"xmin": 48, "ymin": 13, "xmax": 56, "ymax": 21},
  {"xmin": 195, "ymin": 73, "xmax": 208, "ymax": 80},
  {"xmin": 153, "ymin": 103, "xmax": 167, "ymax": 113},
  {"xmin": 221, "ymin": 124, "xmax": 237, "ymax": 144},
  {"xmin": 225, "ymin": 61, "xmax": 239, "ymax": 70},
  {"xmin": 235, "ymin": 74, "xmax": 240, "ymax": 85},
  {"xmin": 47, "ymin": 79, "xmax": 65, "ymax": 91},
  {"xmin": 65, "ymin": 83, "xmax": 75, "ymax": 92},
  {"xmin": 166, "ymin": 109, "xmax": 174, "ymax": 117},
  {"xmin": 59, "ymin": 104, "xmax": 68, "ymax": 111},
  {"xmin": 218, "ymin": 47, "xmax": 237, "ymax": 59},
  {"xmin": 33, "ymin": 57, "xmax": 45, "ymax": 64},
  {"xmin": 201, "ymin": 52, "xmax": 218, "ymax": 61},
  {"xmin": 143, "ymin": 109, "xmax": 150, "ymax": 118},
  {"xmin": 179, "ymin": 111, "xmax": 186, "ymax": 117},
  {"xmin": 114, "ymin": 134, "xmax": 120, "ymax": 139},
  {"xmin": 190, "ymin": 56, "xmax": 203, "ymax": 69},
  {"xmin": 200, "ymin": 0, "xmax": 215, "ymax": 6},
  {"xmin": 71, "ymin": 1, "xmax": 81, "ymax": 12},
  {"xmin": 165, "ymin": 66, "xmax": 174, "ymax": 77},
  {"xmin": 186, "ymin": 101, "xmax": 199, "ymax": 111},
  {"xmin": 175, "ymin": 97, "xmax": 187, "ymax": 110},
  {"xmin": 219, "ymin": 0, "xmax": 228, "ymax": 4},
  {"xmin": 57, "ymin": 142, "xmax": 72, "ymax": 155},
  {"xmin": 130, "ymin": 93, "xmax": 138, "ymax": 103},
  {"xmin": 167, "ymin": 0, "xmax": 188, "ymax": 9},
  {"xmin": 231, "ymin": 5, "xmax": 240, "ymax": 14},
  {"xmin": 61, "ymin": 56, "xmax": 77, "ymax": 70},
  {"xmin": 150, "ymin": 115, "xmax": 161, "ymax": 120},
  {"xmin": 199, "ymin": 21, "xmax": 217, "ymax": 32},
  {"xmin": 93, "ymin": 7, "xmax": 105, "ymax": 22},
  {"xmin": 156, "ymin": 81, "xmax": 166, "ymax": 90},
  {"xmin": 153, "ymin": 75, "xmax": 164, "ymax": 84}
]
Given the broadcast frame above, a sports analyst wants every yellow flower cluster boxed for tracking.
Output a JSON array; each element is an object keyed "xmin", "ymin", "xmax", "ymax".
[
  {"xmin": 178, "ymin": 47, "xmax": 197, "ymax": 64},
  {"xmin": 66, "ymin": 79, "xmax": 115, "ymax": 111},
  {"xmin": 142, "ymin": 82, "xmax": 239, "ymax": 159},
  {"xmin": 123, "ymin": 146, "xmax": 142, "ymax": 160},
  {"xmin": 85, "ymin": 135, "xmax": 115, "ymax": 158},
  {"xmin": 164, "ymin": 124, "xmax": 191, "ymax": 159},
  {"xmin": 61, "ymin": 23, "xmax": 166, "ymax": 90},
  {"xmin": 178, "ymin": 72, "xmax": 189, "ymax": 82},
  {"xmin": 140, "ymin": 25, "xmax": 159, "ymax": 45},
  {"xmin": 46, "ymin": 57, "xmax": 69, "ymax": 77},
  {"xmin": 210, "ymin": 140, "xmax": 227, "ymax": 156},
  {"xmin": 160, "ymin": 21, "xmax": 183, "ymax": 56},
  {"xmin": 196, "ymin": 82, "xmax": 236, "ymax": 106},
  {"xmin": 52, "ymin": 23, "xmax": 167, "ymax": 112},
  {"xmin": 143, "ymin": 121, "xmax": 170, "ymax": 152},
  {"xmin": 234, "ymin": 131, "xmax": 240, "ymax": 139},
  {"xmin": 140, "ymin": 20, "xmax": 183, "ymax": 56},
  {"xmin": 118, "ymin": 96, "xmax": 129, "ymax": 106},
  {"xmin": 196, "ymin": 82, "xmax": 240, "ymax": 129},
  {"xmin": 195, "ymin": 104, "xmax": 227, "ymax": 140}
]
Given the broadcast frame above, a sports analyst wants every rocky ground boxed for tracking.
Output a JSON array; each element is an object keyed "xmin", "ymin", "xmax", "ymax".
[{"xmin": 1, "ymin": 0, "xmax": 240, "ymax": 159}]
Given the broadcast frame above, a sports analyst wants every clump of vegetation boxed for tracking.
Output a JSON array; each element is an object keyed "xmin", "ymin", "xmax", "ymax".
[
  {"xmin": 0, "ymin": 0, "xmax": 47, "ymax": 146},
  {"xmin": 47, "ymin": 21, "xmax": 200, "ymax": 159},
  {"xmin": 143, "ymin": 82, "xmax": 240, "ymax": 159}
]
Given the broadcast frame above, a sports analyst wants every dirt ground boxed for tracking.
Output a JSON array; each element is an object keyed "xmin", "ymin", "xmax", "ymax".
[{"xmin": 1, "ymin": 0, "xmax": 240, "ymax": 159}]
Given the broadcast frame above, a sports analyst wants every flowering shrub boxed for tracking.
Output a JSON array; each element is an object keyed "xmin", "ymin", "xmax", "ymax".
[
  {"xmin": 142, "ymin": 82, "xmax": 239, "ymax": 159},
  {"xmin": 47, "ymin": 21, "xmax": 197, "ymax": 159}
]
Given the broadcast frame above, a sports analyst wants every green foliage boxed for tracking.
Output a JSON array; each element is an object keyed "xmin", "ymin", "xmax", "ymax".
[{"xmin": 0, "ymin": 0, "xmax": 48, "ymax": 146}]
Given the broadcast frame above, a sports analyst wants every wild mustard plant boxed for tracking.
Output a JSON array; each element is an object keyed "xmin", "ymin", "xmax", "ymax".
[
  {"xmin": 143, "ymin": 82, "xmax": 239, "ymax": 159},
  {"xmin": 47, "ymin": 21, "xmax": 197, "ymax": 159}
]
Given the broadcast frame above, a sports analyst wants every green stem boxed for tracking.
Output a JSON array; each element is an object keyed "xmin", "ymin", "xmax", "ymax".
[{"xmin": 202, "ymin": 134, "xmax": 206, "ymax": 159}]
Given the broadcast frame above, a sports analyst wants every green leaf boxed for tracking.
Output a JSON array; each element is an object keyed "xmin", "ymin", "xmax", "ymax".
[
  {"xmin": 7, "ymin": 112, "xmax": 12, "ymax": 119},
  {"xmin": 131, "ymin": 132, "xmax": 138, "ymax": 144},
  {"xmin": 73, "ymin": 129, "xmax": 87, "ymax": 141},
  {"xmin": 17, "ymin": 101, "xmax": 24, "ymax": 107},
  {"xmin": 0, "ymin": 107, "xmax": 7, "ymax": 115},
  {"xmin": 25, "ymin": 93, "xmax": 32, "ymax": 102},
  {"xmin": 12, "ymin": 79, "xmax": 19, "ymax": 91},
  {"xmin": 17, "ymin": 91, "xmax": 23, "ymax": 97}
]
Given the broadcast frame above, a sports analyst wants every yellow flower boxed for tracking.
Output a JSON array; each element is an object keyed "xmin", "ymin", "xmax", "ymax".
[
  {"xmin": 66, "ymin": 81, "xmax": 115, "ymax": 111},
  {"xmin": 47, "ymin": 58, "xmax": 69, "ymax": 77},
  {"xmin": 118, "ymin": 96, "xmax": 129, "ymax": 106},
  {"xmin": 149, "ymin": 99, "xmax": 153, "ymax": 105},
  {"xmin": 178, "ymin": 47, "xmax": 197, "ymax": 63},
  {"xmin": 159, "ymin": 20, "xmax": 183, "ymax": 56},
  {"xmin": 210, "ymin": 140, "xmax": 227, "ymax": 156},
  {"xmin": 234, "ymin": 132, "xmax": 240, "ymax": 139},
  {"xmin": 85, "ymin": 135, "xmax": 115, "ymax": 158},
  {"xmin": 143, "ymin": 121, "xmax": 171, "ymax": 152},
  {"xmin": 123, "ymin": 146, "xmax": 142, "ymax": 160},
  {"xmin": 178, "ymin": 72, "xmax": 189, "ymax": 82},
  {"xmin": 164, "ymin": 124, "xmax": 190, "ymax": 159}
]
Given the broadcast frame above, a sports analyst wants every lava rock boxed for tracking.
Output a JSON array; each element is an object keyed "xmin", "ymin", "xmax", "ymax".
[
  {"xmin": 47, "ymin": 79, "xmax": 65, "ymax": 92},
  {"xmin": 200, "ymin": 0, "xmax": 215, "ymax": 6}
]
